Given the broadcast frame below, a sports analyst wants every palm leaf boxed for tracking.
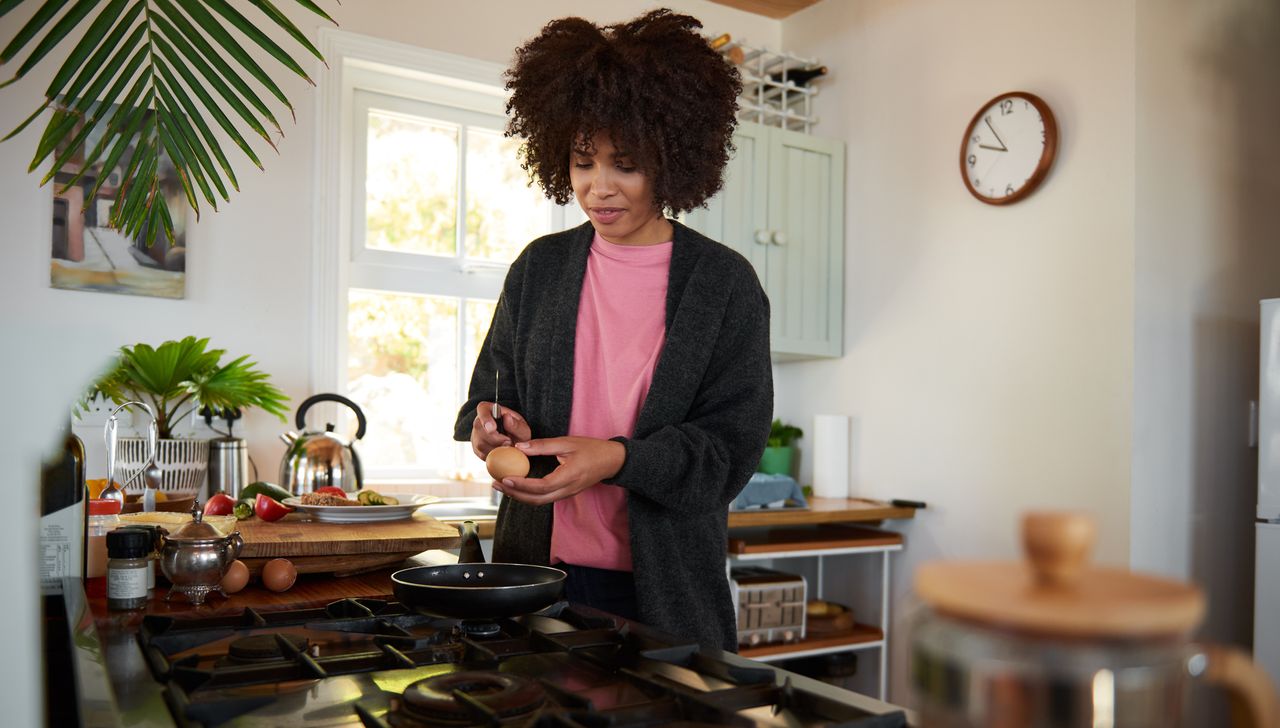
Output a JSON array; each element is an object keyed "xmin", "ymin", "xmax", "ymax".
[{"xmin": 1, "ymin": 0, "xmax": 336, "ymax": 245}]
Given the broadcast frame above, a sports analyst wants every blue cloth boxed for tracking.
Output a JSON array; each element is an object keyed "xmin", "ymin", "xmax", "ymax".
[{"xmin": 731, "ymin": 472, "xmax": 808, "ymax": 510}]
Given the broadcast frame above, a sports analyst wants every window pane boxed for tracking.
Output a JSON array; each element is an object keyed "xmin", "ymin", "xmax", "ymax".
[
  {"xmin": 347, "ymin": 289, "xmax": 459, "ymax": 472},
  {"xmin": 465, "ymin": 127, "xmax": 548, "ymax": 263},
  {"xmin": 365, "ymin": 110, "xmax": 457, "ymax": 256}
]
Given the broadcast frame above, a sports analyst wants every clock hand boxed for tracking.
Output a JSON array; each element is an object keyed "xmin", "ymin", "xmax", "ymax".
[
  {"xmin": 978, "ymin": 144, "xmax": 1006, "ymax": 152},
  {"xmin": 984, "ymin": 116, "xmax": 1008, "ymax": 151}
]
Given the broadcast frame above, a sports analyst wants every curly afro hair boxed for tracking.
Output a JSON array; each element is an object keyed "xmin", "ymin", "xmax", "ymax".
[{"xmin": 504, "ymin": 9, "xmax": 742, "ymax": 216}]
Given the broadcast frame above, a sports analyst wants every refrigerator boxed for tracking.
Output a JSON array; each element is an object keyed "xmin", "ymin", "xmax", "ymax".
[{"xmin": 1255, "ymin": 299, "xmax": 1280, "ymax": 686}]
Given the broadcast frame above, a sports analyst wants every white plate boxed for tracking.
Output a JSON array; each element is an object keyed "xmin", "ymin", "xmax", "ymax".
[{"xmin": 282, "ymin": 493, "xmax": 441, "ymax": 523}]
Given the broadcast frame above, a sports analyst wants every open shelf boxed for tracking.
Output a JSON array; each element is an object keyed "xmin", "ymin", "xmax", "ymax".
[
  {"xmin": 739, "ymin": 623, "xmax": 884, "ymax": 661},
  {"xmin": 728, "ymin": 524, "xmax": 903, "ymax": 558}
]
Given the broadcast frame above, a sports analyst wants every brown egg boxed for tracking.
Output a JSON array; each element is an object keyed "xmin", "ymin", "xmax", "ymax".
[
  {"xmin": 262, "ymin": 558, "xmax": 297, "ymax": 592},
  {"xmin": 486, "ymin": 446, "xmax": 530, "ymax": 480},
  {"xmin": 221, "ymin": 559, "xmax": 250, "ymax": 594}
]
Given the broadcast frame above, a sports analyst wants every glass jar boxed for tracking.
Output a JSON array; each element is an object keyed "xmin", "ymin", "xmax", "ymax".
[{"xmin": 106, "ymin": 528, "xmax": 151, "ymax": 610}]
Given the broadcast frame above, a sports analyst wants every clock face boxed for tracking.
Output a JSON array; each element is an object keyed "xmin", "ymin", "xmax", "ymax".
[{"xmin": 961, "ymin": 92, "xmax": 1058, "ymax": 205}]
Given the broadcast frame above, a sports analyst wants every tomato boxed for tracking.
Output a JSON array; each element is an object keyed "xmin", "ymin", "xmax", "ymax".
[
  {"xmin": 255, "ymin": 493, "xmax": 293, "ymax": 522},
  {"xmin": 204, "ymin": 492, "xmax": 237, "ymax": 516},
  {"xmin": 314, "ymin": 486, "xmax": 347, "ymax": 498}
]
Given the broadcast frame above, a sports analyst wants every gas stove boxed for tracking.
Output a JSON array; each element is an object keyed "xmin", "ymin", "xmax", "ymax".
[{"xmin": 133, "ymin": 598, "xmax": 907, "ymax": 727}]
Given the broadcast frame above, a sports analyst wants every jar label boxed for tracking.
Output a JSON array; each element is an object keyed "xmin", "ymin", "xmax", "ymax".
[{"xmin": 107, "ymin": 566, "xmax": 149, "ymax": 599}]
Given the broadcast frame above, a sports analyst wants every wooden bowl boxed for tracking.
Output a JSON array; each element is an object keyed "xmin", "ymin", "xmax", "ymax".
[
  {"xmin": 806, "ymin": 600, "xmax": 855, "ymax": 634},
  {"xmin": 122, "ymin": 493, "xmax": 197, "ymax": 514}
]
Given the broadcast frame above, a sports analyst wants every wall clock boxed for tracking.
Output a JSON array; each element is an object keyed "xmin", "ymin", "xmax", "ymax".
[{"xmin": 960, "ymin": 91, "xmax": 1058, "ymax": 205}]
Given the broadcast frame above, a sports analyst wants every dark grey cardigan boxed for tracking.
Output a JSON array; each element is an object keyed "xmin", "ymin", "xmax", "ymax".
[{"xmin": 453, "ymin": 220, "xmax": 773, "ymax": 651}]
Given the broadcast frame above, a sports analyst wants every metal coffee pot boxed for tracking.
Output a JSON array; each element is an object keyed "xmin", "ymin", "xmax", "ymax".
[
  {"xmin": 278, "ymin": 393, "xmax": 367, "ymax": 495},
  {"xmin": 158, "ymin": 501, "xmax": 243, "ymax": 605},
  {"xmin": 910, "ymin": 512, "xmax": 1278, "ymax": 727}
]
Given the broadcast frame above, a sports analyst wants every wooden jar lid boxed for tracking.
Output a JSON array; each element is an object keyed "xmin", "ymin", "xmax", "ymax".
[{"xmin": 914, "ymin": 513, "xmax": 1205, "ymax": 639}]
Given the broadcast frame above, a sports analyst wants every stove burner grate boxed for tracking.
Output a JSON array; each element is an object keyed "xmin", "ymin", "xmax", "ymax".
[
  {"xmin": 226, "ymin": 634, "xmax": 310, "ymax": 663},
  {"xmin": 399, "ymin": 671, "xmax": 545, "ymax": 724},
  {"xmin": 459, "ymin": 620, "xmax": 502, "ymax": 639}
]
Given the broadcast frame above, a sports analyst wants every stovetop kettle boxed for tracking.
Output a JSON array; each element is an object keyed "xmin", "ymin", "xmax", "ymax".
[{"xmin": 278, "ymin": 393, "xmax": 367, "ymax": 495}]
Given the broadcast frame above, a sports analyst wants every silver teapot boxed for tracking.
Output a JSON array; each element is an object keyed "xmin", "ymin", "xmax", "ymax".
[
  {"xmin": 279, "ymin": 393, "xmax": 366, "ymax": 495},
  {"xmin": 159, "ymin": 501, "xmax": 243, "ymax": 605}
]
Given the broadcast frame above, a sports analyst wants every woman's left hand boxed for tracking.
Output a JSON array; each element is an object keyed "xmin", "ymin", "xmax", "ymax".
[{"xmin": 493, "ymin": 437, "xmax": 626, "ymax": 505}]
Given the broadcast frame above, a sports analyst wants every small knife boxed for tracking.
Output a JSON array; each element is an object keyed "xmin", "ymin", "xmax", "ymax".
[{"xmin": 492, "ymin": 370, "xmax": 504, "ymax": 435}]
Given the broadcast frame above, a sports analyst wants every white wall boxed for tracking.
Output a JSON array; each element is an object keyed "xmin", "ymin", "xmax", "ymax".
[
  {"xmin": 0, "ymin": 3, "xmax": 778, "ymax": 724},
  {"xmin": 1133, "ymin": 0, "xmax": 1280, "ymax": 654},
  {"xmin": 780, "ymin": 0, "xmax": 1137, "ymax": 704}
]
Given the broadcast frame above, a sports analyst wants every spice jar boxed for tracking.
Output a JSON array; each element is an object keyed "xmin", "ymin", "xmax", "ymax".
[
  {"xmin": 106, "ymin": 528, "xmax": 152, "ymax": 610},
  {"xmin": 116, "ymin": 525, "xmax": 163, "ymax": 592}
]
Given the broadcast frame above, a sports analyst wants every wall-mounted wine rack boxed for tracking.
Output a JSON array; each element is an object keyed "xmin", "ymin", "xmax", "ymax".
[{"xmin": 712, "ymin": 35, "xmax": 824, "ymax": 134}]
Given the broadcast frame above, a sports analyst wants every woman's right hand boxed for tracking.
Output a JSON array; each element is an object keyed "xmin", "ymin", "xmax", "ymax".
[{"xmin": 470, "ymin": 402, "xmax": 532, "ymax": 460}]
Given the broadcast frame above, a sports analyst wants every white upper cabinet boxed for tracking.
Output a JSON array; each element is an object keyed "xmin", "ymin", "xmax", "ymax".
[{"xmin": 684, "ymin": 122, "xmax": 845, "ymax": 359}]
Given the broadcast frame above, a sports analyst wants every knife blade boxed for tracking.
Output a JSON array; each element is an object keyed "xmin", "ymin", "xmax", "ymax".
[{"xmin": 492, "ymin": 370, "xmax": 504, "ymax": 435}]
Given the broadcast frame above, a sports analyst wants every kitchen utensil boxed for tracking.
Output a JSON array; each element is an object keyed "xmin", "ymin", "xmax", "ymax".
[
  {"xmin": 207, "ymin": 437, "xmax": 249, "ymax": 498},
  {"xmin": 392, "ymin": 520, "xmax": 566, "ymax": 618},
  {"xmin": 911, "ymin": 512, "xmax": 1279, "ymax": 728},
  {"xmin": 279, "ymin": 393, "xmax": 367, "ymax": 495},
  {"xmin": 158, "ymin": 500, "xmax": 243, "ymax": 605},
  {"xmin": 101, "ymin": 401, "xmax": 159, "ymax": 506},
  {"xmin": 493, "ymin": 370, "xmax": 504, "ymax": 434},
  {"xmin": 282, "ymin": 492, "xmax": 439, "ymax": 523}
]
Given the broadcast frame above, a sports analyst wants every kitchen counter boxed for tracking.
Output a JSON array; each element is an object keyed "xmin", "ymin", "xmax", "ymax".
[
  {"xmin": 418, "ymin": 494, "xmax": 917, "ymax": 540},
  {"xmin": 65, "ymin": 545, "xmax": 916, "ymax": 727}
]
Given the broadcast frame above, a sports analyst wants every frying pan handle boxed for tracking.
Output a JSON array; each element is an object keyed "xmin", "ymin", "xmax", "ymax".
[
  {"xmin": 295, "ymin": 393, "xmax": 367, "ymax": 440},
  {"xmin": 458, "ymin": 520, "xmax": 485, "ymax": 564}
]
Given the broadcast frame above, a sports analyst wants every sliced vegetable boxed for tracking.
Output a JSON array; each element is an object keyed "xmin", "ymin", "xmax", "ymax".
[
  {"xmin": 254, "ymin": 493, "xmax": 292, "ymax": 522},
  {"xmin": 233, "ymin": 500, "xmax": 254, "ymax": 520},
  {"xmin": 240, "ymin": 481, "xmax": 293, "ymax": 502},
  {"xmin": 204, "ymin": 492, "xmax": 237, "ymax": 516},
  {"xmin": 314, "ymin": 486, "xmax": 347, "ymax": 498},
  {"xmin": 356, "ymin": 489, "xmax": 399, "ymax": 506}
]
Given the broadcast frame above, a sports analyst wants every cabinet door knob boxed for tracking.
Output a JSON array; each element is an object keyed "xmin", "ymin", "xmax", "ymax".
[
  {"xmin": 754, "ymin": 229, "xmax": 772, "ymax": 246},
  {"xmin": 771, "ymin": 230, "xmax": 788, "ymax": 246}
]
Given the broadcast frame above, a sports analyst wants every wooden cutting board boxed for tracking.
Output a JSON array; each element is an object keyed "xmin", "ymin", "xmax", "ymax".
[{"xmin": 234, "ymin": 512, "xmax": 460, "ymax": 577}]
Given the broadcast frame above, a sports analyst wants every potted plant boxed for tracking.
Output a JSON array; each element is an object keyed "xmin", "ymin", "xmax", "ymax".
[
  {"xmin": 80, "ymin": 336, "xmax": 289, "ymax": 496},
  {"xmin": 758, "ymin": 418, "xmax": 803, "ymax": 476}
]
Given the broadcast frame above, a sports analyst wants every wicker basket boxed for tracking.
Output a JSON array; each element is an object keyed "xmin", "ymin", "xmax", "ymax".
[{"xmin": 114, "ymin": 437, "xmax": 209, "ymax": 497}]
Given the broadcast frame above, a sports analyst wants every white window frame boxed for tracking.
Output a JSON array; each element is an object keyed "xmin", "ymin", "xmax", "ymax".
[{"xmin": 312, "ymin": 29, "xmax": 580, "ymax": 480}]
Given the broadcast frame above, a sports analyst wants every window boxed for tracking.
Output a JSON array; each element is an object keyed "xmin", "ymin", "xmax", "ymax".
[{"xmin": 315, "ymin": 33, "xmax": 584, "ymax": 481}]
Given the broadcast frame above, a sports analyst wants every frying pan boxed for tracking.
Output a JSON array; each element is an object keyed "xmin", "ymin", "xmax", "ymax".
[{"xmin": 390, "ymin": 521, "xmax": 566, "ymax": 618}]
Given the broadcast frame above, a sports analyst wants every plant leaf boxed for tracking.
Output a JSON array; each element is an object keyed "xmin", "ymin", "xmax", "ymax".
[
  {"xmin": 248, "ymin": 0, "xmax": 324, "ymax": 64},
  {"xmin": 289, "ymin": 0, "xmax": 336, "ymax": 26},
  {"xmin": 149, "ymin": 11, "xmax": 275, "ymax": 145},
  {"xmin": 154, "ymin": 76, "xmax": 226, "ymax": 202},
  {"xmin": 174, "ymin": 0, "xmax": 296, "ymax": 119},
  {"xmin": 0, "ymin": 0, "xmax": 69, "ymax": 67},
  {"xmin": 43, "ymin": 0, "xmax": 129, "ymax": 101},
  {"xmin": 150, "ymin": 48, "xmax": 266, "ymax": 169},
  {"xmin": 11, "ymin": 0, "xmax": 98, "ymax": 80},
  {"xmin": 152, "ymin": 0, "xmax": 281, "ymax": 135},
  {"xmin": 151, "ymin": 63, "xmax": 239, "ymax": 191},
  {"xmin": 52, "ymin": 52, "xmax": 152, "ymax": 189},
  {"xmin": 0, "ymin": 0, "xmax": 27, "ymax": 18},
  {"xmin": 156, "ymin": 115, "xmax": 201, "ymax": 216},
  {"xmin": 204, "ymin": 0, "xmax": 313, "ymax": 84}
]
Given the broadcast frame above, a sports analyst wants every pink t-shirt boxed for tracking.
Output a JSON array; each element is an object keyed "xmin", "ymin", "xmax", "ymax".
[{"xmin": 549, "ymin": 232, "xmax": 672, "ymax": 571}]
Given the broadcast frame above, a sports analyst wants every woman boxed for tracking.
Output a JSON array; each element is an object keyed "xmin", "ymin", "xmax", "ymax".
[{"xmin": 453, "ymin": 9, "xmax": 772, "ymax": 652}]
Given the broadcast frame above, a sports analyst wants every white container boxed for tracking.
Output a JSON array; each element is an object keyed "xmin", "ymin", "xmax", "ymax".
[{"xmin": 812, "ymin": 414, "xmax": 850, "ymax": 499}]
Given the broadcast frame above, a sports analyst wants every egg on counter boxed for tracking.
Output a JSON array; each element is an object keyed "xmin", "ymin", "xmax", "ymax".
[
  {"xmin": 486, "ymin": 446, "xmax": 530, "ymax": 480},
  {"xmin": 262, "ymin": 558, "xmax": 297, "ymax": 592},
  {"xmin": 221, "ymin": 559, "xmax": 250, "ymax": 594}
]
